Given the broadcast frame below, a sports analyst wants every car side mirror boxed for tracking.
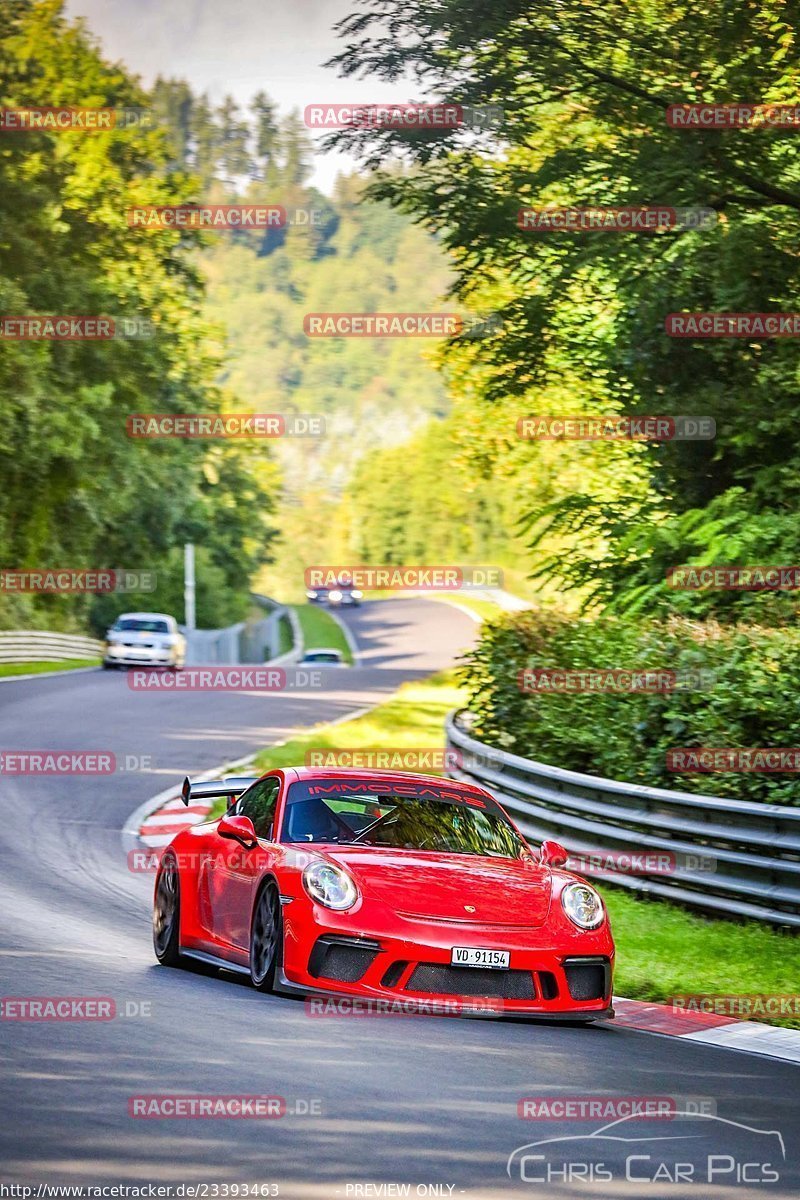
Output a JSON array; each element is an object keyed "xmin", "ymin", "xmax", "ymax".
[
  {"xmin": 218, "ymin": 814, "xmax": 258, "ymax": 849},
  {"xmin": 540, "ymin": 839, "xmax": 569, "ymax": 868}
]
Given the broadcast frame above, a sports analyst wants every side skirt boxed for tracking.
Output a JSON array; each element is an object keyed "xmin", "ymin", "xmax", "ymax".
[{"xmin": 181, "ymin": 948, "xmax": 250, "ymax": 976}]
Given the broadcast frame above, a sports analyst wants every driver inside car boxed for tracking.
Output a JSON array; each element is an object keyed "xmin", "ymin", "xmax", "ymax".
[{"xmin": 284, "ymin": 797, "xmax": 347, "ymax": 842}]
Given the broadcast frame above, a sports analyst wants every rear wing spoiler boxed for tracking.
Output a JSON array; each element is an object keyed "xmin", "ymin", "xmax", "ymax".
[{"xmin": 180, "ymin": 775, "xmax": 259, "ymax": 807}]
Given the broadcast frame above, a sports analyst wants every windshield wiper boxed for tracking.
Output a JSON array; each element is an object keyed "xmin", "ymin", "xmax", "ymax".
[{"xmin": 351, "ymin": 805, "xmax": 398, "ymax": 844}]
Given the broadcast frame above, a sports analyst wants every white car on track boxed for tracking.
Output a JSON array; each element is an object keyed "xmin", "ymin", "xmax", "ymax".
[
  {"xmin": 103, "ymin": 612, "xmax": 186, "ymax": 670},
  {"xmin": 298, "ymin": 647, "xmax": 346, "ymax": 667}
]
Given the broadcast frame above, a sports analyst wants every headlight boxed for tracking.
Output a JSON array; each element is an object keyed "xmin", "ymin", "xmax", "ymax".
[
  {"xmin": 329, "ymin": 590, "xmax": 343, "ymax": 602},
  {"xmin": 306, "ymin": 590, "xmax": 318, "ymax": 600},
  {"xmin": 302, "ymin": 861, "xmax": 358, "ymax": 910},
  {"xmin": 351, "ymin": 589, "xmax": 363, "ymax": 599},
  {"xmin": 561, "ymin": 882, "xmax": 604, "ymax": 929}
]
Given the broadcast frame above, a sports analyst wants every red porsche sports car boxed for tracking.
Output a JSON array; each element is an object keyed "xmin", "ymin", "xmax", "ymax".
[{"xmin": 152, "ymin": 769, "xmax": 615, "ymax": 1020}]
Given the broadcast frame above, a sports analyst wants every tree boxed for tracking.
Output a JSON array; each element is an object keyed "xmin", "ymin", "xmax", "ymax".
[
  {"xmin": 151, "ymin": 76, "xmax": 194, "ymax": 170},
  {"xmin": 251, "ymin": 90, "xmax": 279, "ymax": 179},
  {"xmin": 326, "ymin": 0, "xmax": 800, "ymax": 619},
  {"xmin": 189, "ymin": 93, "xmax": 218, "ymax": 188},
  {"xmin": 216, "ymin": 94, "xmax": 252, "ymax": 183},
  {"xmin": 279, "ymin": 110, "xmax": 314, "ymax": 186},
  {"xmin": 0, "ymin": 1, "xmax": 277, "ymax": 632}
]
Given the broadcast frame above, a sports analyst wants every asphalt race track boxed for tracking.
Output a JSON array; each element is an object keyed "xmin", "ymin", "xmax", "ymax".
[{"xmin": 0, "ymin": 598, "xmax": 797, "ymax": 1199}]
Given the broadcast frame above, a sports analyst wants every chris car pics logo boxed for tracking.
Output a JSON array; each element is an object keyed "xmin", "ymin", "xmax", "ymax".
[{"xmin": 507, "ymin": 1113, "xmax": 784, "ymax": 1186}]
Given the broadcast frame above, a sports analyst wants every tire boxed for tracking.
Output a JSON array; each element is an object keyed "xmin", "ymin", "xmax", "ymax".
[
  {"xmin": 249, "ymin": 882, "xmax": 282, "ymax": 993},
  {"xmin": 102, "ymin": 661, "xmax": 115, "ymax": 670},
  {"xmin": 153, "ymin": 853, "xmax": 182, "ymax": 966}
]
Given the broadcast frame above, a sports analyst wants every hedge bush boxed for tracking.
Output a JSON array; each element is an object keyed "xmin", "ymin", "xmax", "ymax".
[{"xmin": 458, "ymin": 610, "xmax": 800, "ymax": 803}]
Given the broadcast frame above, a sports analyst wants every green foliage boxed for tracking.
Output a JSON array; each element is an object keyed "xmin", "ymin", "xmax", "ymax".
[
  {"xmin": 459, "ymin": 609, "xmax": 800, "ymax": 803},
  {"xmin": 327, "ymin": 0, "xmax": 800, "ymax": 620},
  {"xmin": 109, "ymin": 63, "xmax": 456, "ymax": 605},
  {"xmin": 0, "ymin": 1, "xmax": 277, "ymax": 633},
  {"xmin": 90, "ymin": 546, "xmax": 250, "ymax": 634},
  {"xmin": 195, "ymin": 171, "xmax": 453, "ymax": 595},
  {"xmin": 340, "ymin": 387, "xmax": 651, "ymax": 610},
  {"xmin": 607, "ymin": 887, "xmax": 800, "ymax": 1025},
  {"xmin": 524, "ymin": 487, "xmax": 800, "ymax": 623}
]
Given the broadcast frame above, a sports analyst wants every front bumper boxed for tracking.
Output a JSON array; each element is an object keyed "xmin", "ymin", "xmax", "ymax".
[
  {"xmin": 280, "ymin": 897, "xmax": 615, "ymax": 1019},
  {"xmin": 104, "ymin": 646, "xmax": 175, "ymax": 666}
]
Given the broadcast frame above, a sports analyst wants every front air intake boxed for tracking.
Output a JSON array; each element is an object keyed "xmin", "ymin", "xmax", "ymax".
[
  {"xmin": 308, "ymin": 936, "xmax": 380, "ymax": 983},
  {"xmin": 563, "ymin": 957, "xmax": 611, "ymax": 1001},
  {"xmin": 407, "ymin": 964, "xmax": 535, "ymax": 1000}
]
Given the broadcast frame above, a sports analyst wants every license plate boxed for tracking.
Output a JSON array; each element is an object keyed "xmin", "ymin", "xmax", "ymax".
[{"xmin": 451, "ymin": 947, "xmax": 510, "ymax": 969}]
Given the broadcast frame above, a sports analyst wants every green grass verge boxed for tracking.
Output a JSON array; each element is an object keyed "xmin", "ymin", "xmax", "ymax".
[
  {"xmin": 0, "ymin": 658, "xmax": 100, "ymax": 678},
  {"xmin": 275, "ymin": 614, "xmax": 293, "ymax": 657},
  {"xmin": 209, "ymin": 667, "xmax": 797, "ymax": 1025},
  {"xmin": 606, "ymin": 887, "xmax": 800, "ymax": 1026},
  {"xmin": 291, "ymin": 603, "xmax": 354, "ymax": 664},
  {"xmin": 251, "ymin": 669, "xmax": 461, "ymax": 774}
]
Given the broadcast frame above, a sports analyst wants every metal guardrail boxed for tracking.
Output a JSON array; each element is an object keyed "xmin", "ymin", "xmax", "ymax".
[
  {"xmin": 177, "ymin": 595, "xmax": 302, "ymax": 666},
  {"xmin": 181, "ymin": 611, "xmax": 291, "ymax": 666},
  {"xmin": 0, "ymin": 630, "xmax": 102, "ymax": 663},
  {"xmin": 182, "ymin": 622, "xmax": 246, "ymax": 666},
  {"xmin": 445, "ymin": 710, "xmax": 800, "ymax": 928}
]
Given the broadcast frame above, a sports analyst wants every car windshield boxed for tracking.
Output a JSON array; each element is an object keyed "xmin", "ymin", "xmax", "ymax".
[
  {"xmin": 303, "ymin": 652, "xmax": 341, "ymax": 663},
  {"xmin": 282, "ymin": 778, "xmax": 527, "ymax": 859},
  {"xmin": 114, "ymin": 618, "xmax": 170, "ymax": 633}
]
